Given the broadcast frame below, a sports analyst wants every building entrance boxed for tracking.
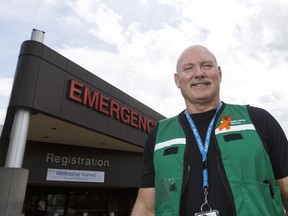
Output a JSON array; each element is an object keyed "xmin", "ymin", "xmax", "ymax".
[{"xmin": 23, "ymin": 185, "xmax": 137, "ymax": 216}]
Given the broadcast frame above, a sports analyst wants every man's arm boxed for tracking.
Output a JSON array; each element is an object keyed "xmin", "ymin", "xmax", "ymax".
[
  {"xmin": 131, "ymin": 188, "xmax": 155, "ymax": 216},
  {"xmin": 276, "ymin": 176, "xmax": 288, "ymax": 214}
]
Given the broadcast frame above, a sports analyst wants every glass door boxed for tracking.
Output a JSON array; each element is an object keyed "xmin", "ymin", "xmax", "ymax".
[
  {"xmin": 47, "ymin": 194, "xmax": 65, "ymax": 216},
  {"xmin": 67, "ymin": 194, "xmax": 107, "ymax": 216}
]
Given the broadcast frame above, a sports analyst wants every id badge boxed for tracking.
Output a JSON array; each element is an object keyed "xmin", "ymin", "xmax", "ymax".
[{"xmin": 195, "ymin": 209, "xmax": 219, "ymax": 216}]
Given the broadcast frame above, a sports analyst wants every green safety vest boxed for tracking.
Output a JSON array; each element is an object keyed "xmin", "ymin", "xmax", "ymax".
[{"xmin": 154, "ymin": 103, "xmax": 284, "ymax": 216}]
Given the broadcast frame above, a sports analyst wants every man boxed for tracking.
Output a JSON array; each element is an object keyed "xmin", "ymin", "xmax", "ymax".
[{"xmin": 131, "ymin": 45, "xmax": 288, "ymax": 215}]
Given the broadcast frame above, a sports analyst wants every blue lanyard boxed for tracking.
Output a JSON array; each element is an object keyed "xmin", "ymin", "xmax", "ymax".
[{"xmin": 185, "ymin": 102, "xmax": 222, "ymax": 188}]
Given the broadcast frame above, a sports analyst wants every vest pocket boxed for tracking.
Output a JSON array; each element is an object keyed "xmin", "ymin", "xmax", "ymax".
[
  {"xmin": 230, "ymin": 180, "xmax": 284, "ymax": 216},
  {"xmin": 223, "ymin": 133, "xmax": 243, "ymax": 142},
  {"xmin": 155, "ymin": 177, "xmax": 181, "ymax": 215},
  {"xmin": 163, "ymin": 146, "xmax": 179, "ymax": 155}
]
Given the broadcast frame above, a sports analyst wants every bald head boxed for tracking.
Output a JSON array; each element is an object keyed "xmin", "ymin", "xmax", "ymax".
[{"xmin": 176, "ymin": 45, "xmax": 218, "ymax": 73}]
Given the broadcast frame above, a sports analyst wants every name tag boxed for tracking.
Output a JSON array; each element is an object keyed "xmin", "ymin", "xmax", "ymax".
[{"xmin": 195, "ymin": 210, "xmax": 219, "ymax": 216}]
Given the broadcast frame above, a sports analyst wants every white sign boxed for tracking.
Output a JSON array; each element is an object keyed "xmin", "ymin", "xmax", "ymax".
[{"xmin": 46, "ymin": 168, "xmax": 105, "ymax": 183}]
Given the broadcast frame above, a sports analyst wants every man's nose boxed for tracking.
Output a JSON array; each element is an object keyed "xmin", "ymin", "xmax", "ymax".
[{"xmin": 194, "ymin": 65, "xmax": 205, "ymax": 76}]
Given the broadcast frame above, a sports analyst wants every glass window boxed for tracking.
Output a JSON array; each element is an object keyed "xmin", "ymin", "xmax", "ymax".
[{"xmin": 47, "ymin": 194, "xmax": 65, "ymax": 216}]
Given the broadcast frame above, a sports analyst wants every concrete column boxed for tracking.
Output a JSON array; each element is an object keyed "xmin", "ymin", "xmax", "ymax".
[
  {"xmin": 0, "ymin": 168, "xmax": 29, "ymax": 216},
  {"xmin": 5, "ymin": 109, "xmax": 30, "ymax": 168}
]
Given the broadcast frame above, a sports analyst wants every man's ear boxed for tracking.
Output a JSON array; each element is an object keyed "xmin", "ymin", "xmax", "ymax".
[
  {"xmin": 174, "ymin": 73, "xmax": 180, "ymax": 88},
  {"xmin": 218, "ymin": 66, "xmax": 222, "ymax": 83}
]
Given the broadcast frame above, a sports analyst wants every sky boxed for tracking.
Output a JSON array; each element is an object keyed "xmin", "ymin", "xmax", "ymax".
[{"xmin": 1, "ymin": 0, "xmax": 288, "ymax": 136}]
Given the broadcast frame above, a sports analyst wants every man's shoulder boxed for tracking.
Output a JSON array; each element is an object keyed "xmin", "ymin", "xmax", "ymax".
[{"xmin": 224, "ymin": 102, "xmax": 269, "ymax": 115}]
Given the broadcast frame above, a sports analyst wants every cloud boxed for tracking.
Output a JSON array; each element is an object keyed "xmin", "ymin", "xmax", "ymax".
[
  {"xmin": 0, "ymin": 77, "xmax": 13, "ymax": 97},
  {"xmin": 72, "ymin": 1, "xmax": 125, "ymax": 47},
  {"xmin": 0, "ymin": 77, "xmax": 13, "ymax": 124}
]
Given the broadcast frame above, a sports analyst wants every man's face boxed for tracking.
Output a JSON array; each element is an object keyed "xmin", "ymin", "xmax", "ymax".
[{"xmin": 174, "ymin": 46, "xmax": 222, "ymax": 106}]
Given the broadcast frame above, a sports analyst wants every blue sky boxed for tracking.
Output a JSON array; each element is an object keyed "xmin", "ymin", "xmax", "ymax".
[{"xmin": 1, "ymin": 0, "xmax": 288, "ymax": 135}]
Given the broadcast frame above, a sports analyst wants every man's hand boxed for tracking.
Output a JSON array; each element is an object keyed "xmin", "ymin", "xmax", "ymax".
[
  {"xmin": 276, "ymin": 176, "xmax": 288, "ymax": 214},
  {"xmin": 131, "ymin": 188, "xmax": 155, "ymax": 216}
]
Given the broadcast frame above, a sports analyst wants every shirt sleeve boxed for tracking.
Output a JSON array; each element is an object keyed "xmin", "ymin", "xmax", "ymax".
[
  {"xmin": 249, "ymin": 106, "xmax": 288, "ymax": 179},
  {"xmin": 139, "ymin": 123, "xmax": 158, "ymax": 188}
]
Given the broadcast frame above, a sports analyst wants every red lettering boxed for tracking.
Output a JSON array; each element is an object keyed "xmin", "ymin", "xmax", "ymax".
[
  {"xmin": 120, "ymin": 106, "xmax": 130, "ymax": 124},
  {"xmin": 83, "ymin": 86, "xmax": 100, "ymax": 109},
  {"xmin": 147, "ymin": 119, "xmax": 156, "ymax": 132},
  {"xmin": 99, "ymin": 94, "xmax": 110, "ymax": 115},
  {"xmin": 67, "ymin": 79, "xmax": 157, "ymax": 133},
  {"xmin": 130, "ymin": 111, "xmax": 139, "ymax": 128},
  {"xmin": 68, "ymin": 80, "xmax": 83, "ymax": 103},
  {"xmin": 110, "ymin": 100, "xmax": 120, "ymax": 119},
  {"xmin": 138, "ymin": 115, "xmax": 147, "ymax": 132}
]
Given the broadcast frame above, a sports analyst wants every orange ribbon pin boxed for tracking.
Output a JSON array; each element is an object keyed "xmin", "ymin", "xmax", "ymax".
[{"xmin": 218, "ymin": 115, "xmax": 232, "ymax": 131}]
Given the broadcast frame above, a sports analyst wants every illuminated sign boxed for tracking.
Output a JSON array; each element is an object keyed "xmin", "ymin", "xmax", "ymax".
[
  {"xmin": 47, "ymin": 168, "xmax": 105, "ymax": 183},
  {"xmin": 67, "ymin": 79, "xmax": 156, "ymax": 133}
]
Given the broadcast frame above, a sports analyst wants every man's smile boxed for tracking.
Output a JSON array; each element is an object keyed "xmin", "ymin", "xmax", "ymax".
[{"xmin": 190, "ymin": 78, "xmax": 212, "ymax": 87}]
